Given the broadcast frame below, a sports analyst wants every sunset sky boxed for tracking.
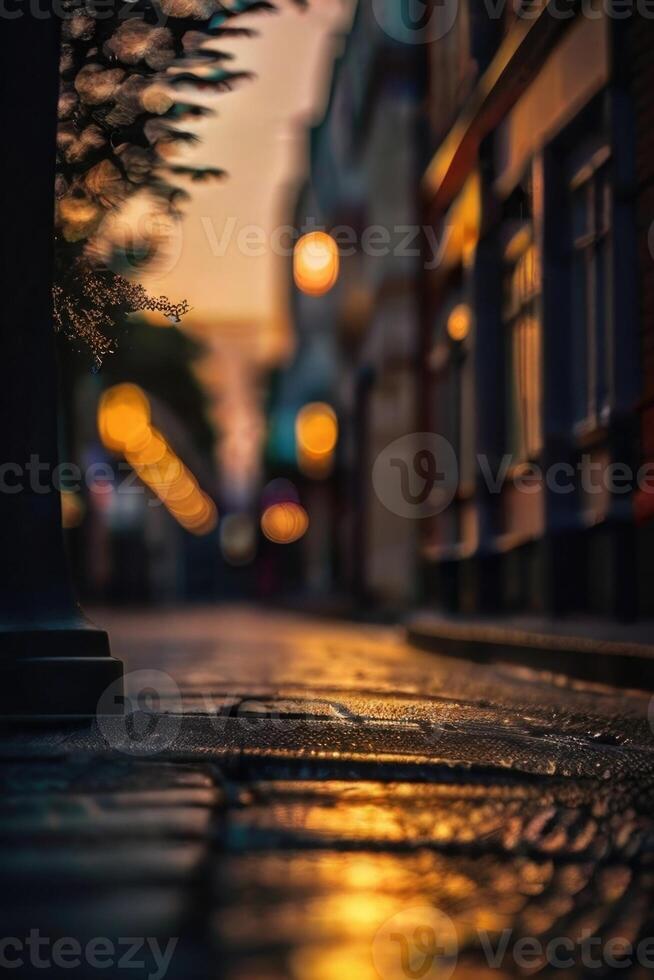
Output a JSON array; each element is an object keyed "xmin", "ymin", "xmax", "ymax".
[
  {"xmin": 129, "ymin": 0, "xmax": 356, "ymax": 502},
  {"xmin": 142, "ymin": 0, "xmax": 355, "ymax": 365}
]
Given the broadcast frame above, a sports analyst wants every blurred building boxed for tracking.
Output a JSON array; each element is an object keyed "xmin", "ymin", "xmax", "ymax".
[
  {"xmin": 279, "ymin": 1, "xmax": 654, "ymax": 622},
  {"xmin": 271, "ymin": 1, "xmax": 429, "ymax": 612},
  {"xmin": 421, "ymin": 1, "xmax": 647, "ymax": 619}
]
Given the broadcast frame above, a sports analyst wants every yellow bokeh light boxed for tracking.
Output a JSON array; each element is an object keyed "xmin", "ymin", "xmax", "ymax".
[
  {"xmin": 293, "ymin": 232, "xmax": 340, "ymax": 296},
  {"xmin": 98, "ymin": 383, "xmax": 217, "ymax": 537},
  {"xmin": 177, "ymin": 497, "xmax": 218, "ymax": 536},
  {"xmin": 98, "ymin": 384, "xmax": 151, "ymax": 452},
  {"xmin": 447, "ymin": 303, "xmax": 472, "ymax": 342},
  {"xmin": 261, "ymin": 502, "xmax": 309, "ymax": 544},
  {"xmin": 296, "ymin": 403, "xmax": 338, "ymax": 457},
  {"xmin": 296, "ymin": 403, "xmax": 338, "ymax": 479},
  {"xmin": 127, "ymin": 428, "xmax": 168, "ymax": 467},
  {"xmin": 159, "ymin": 473, "xmax": 198, "ymax": 504},
  {"xmin": 136, "ymin": 453, "xmax": 185, "ymax": 490}
]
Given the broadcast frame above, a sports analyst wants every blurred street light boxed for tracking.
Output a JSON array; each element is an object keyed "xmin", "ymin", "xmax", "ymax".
[
  {"xmin": 293, "ymin": 232, "xmax": 340, "ymax": 296},
  {"xmin": 98, "ymin": 384, "xmax": 217, "ymax": 537},
  {"xmin": 261, "ymin": 502, "xmax": 309, "ymax": 544},
  {"xmin": 295, "ymin": 402, "xmax": 338, "ymax": 478},
  {"xmin": 447, "ymin": 304, "xmax": 473, "ymax": 342}
]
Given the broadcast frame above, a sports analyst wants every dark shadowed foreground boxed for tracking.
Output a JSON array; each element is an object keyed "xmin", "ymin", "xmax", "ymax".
[{"xmin": 1, "ymin": 606, "xmax": 654, "ymax": 978}]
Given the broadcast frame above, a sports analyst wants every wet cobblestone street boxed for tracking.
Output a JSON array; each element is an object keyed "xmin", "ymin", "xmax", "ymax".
[{"xmin": 2, "ymin": 606, "xmax": 654, "ymax": 979}]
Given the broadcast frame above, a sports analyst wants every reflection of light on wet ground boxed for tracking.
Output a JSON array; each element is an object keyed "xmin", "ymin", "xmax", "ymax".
[
  {"xmin": 88, "ymin": 607, "xmax": 654, "ymax": 980},
  {"xmin": 290, "ymin": 944, "xmax": 377, "ymax": 980},
  {"xmin": 212, "ymin": 850, "xmax": 526, "ymax": 980}
]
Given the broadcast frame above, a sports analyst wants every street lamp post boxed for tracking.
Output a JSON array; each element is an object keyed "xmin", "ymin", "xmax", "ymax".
[{"xmin": 0, "ymin": 7, "xmax": 122, "ymax": 714}]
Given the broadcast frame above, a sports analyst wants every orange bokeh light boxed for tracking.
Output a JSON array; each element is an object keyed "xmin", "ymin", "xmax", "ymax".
[
  {"xmin": 447, "ymin": 303, "xmax": 472, "ymax": 342},
  {"xmin": 293, "ymin": 232, "xmax": 340, "ymax": 296},
  {"xmin": 98, "ymin": 384, "xmax": 217, "ymax": 536},
  {"xmin": 296, "ymin": 402, "xmax": 338, "ymax": 456},
  {"xmin": 295, "ymin": 402, "xmax": 338, "ymax": 478},
  {"xmin": 261, "ymin": 502, "xmax": 309, "ymax": 544},
  {"xmin": 98, "ymin": 384, "xmax": 151, "ymax": 452}
]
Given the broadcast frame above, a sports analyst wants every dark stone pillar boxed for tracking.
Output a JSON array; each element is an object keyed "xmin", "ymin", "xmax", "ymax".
[{"xmin": 0, "ymin": 5, "xmax": 122, "ymax": 713}]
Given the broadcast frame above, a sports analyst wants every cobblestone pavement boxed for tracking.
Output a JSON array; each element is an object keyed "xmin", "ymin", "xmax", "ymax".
[{"xmin": 2, "ymin": 606, "xmax": 654, "ymax": 979}]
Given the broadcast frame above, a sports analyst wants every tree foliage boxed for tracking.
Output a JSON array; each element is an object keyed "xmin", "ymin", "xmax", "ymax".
[{"xmin": 54, "ymin": 0, "xmax": 301, "ymax": 366}]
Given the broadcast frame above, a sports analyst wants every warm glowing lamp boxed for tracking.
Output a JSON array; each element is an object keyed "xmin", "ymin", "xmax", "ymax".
[
  {"xmin": 296, "ymin": 402, "xmax": 338, "ymax": 457},
  {"xmin": 295, "ymin": 402, "xmax": 338, "ymax": 478},
  {"xmin": 98, "ymin": 384, "xmax": 151, "ymax": 452},
  {"xmin": 447, "ymin": 304, "xmax": 472, "ymax": 342},
  {"xmin": 261, "ymin": 502, "xmax": 309, "ymax": 544},
  {"xmin": 293, "ymin": 232, "xmax": 339, "ymax": 296},
  {"xmin": 98, "ymin": 384, "xmax": 217, "ymax": 536}
]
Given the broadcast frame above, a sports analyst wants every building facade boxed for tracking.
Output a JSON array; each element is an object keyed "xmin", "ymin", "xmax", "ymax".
[
  {"xmin": 280, "ymin": 0, "xmax": 654, "ymax": 622},
  {"xmin": 420, "ymin": 0, "xmax": 651, "ymax": 620},
  {"xmin": 273, "ymin": 2, "xmax": 429, "ymax": 610}
]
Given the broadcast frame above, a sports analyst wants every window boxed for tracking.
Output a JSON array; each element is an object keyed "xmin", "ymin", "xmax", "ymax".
[
  {"xmin": 428, "ymin": 289, "xmax": 474, "ymax": 488},
  {"xmin": 503, "ymin": 234, "xmax": 543, "ymax": 461},
  {"xmin": 569, "ymin": 152, "xmax": 612, "ymax": 428}
]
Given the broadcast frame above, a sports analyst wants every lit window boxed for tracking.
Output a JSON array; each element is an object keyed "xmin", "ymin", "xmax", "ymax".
[{"xmin": 503, "ymin": 235, "xmax": 542, "ymax": 461}]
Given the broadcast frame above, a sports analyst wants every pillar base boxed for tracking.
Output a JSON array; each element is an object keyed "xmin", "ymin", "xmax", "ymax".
[{"xmin": 0, "ymin": 627, "xmax": 123, "ymax": 717}]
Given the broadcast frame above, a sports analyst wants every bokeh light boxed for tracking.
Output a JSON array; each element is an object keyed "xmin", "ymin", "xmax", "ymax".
[
  {"xmin": 98, "ymin": 384, "xmax": 151, "ymax": 452},
  {"xmin": 296, "ymin": 402, "xmax": 338, "ymax": 456},
  {"xmin": 293, "ymin": 232, "xmax": 340, "ymax": 296},
  {"xmin": 261, "ymin": 502, "xmax": 309, "ymax": 544},
  {"xmin": 98, "ymin": 384, "xmax": 217, "ymax": 536},
  {"xmin": 447, "ymin": 303, "xmax": 472, "ymax": 342},
  {"xmin": 296, "ymin": 402, "xmax": 338, "ymax": 478}
]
